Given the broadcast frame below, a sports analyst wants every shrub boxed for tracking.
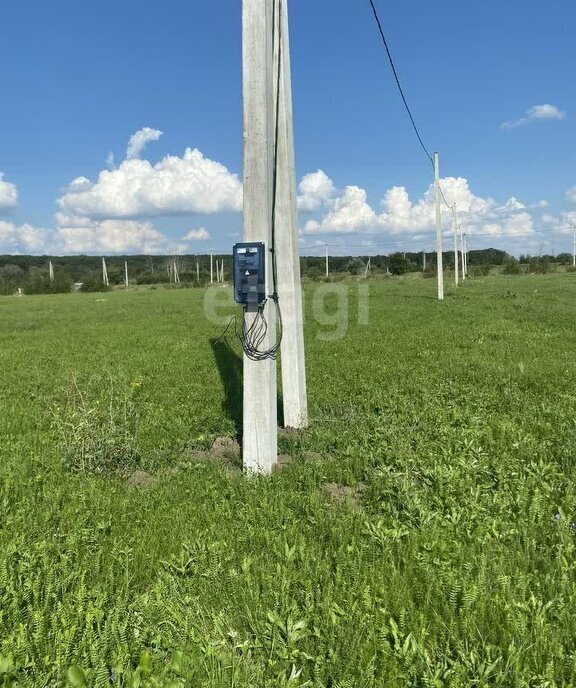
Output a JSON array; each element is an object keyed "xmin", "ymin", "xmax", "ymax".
[
  {"xmin": 346, "ymin": 259, "xmax": 366, "ymax": 276},
  {"xmin": 24, "ymin": 269, "xmax": 73, "ymax": 294},
  {"xmin": 529, "ymin": 258, "xmax": 551, "ymax": 274},
  {"xmin": 305, "ymin": 266, "xmax": 324, "ymax": 281},
  {"xmin": 136, "ymin": 272, "xmax": 171, "ymax": 285},
  {"xmin": 502, "ymin": 258, "xmax": 521, "ymax": 275},
  {"xmin": 80, "ymin": 273, "xmax": 110, "ymax": 292},
  {"xmin": 389, "ymin": 253, "xmax": 411, "ymax": 276},
  {"xmin": 469, "ymin": 264, "xmax": 491, "ymax": 277},
  {"xmin": 566, "ymin": 265, "xmax": 576, "ymax": 273}
]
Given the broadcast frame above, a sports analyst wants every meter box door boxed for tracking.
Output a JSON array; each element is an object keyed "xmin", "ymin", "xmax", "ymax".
[{"xmin": 233, "ymin": 242, "xmax": 266, "ymax": 306}]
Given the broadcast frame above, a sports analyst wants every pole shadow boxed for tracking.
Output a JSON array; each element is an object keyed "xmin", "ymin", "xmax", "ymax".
[
  {"xmin": 211, "ymin": 338, "xmax": 243, "ymax": 439},
  {"xmin": 210, "ymin": 338, "xmax": 285, "ymax": 438}
]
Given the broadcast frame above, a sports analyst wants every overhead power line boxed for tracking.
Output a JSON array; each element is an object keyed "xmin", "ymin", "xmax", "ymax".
[{"xmin": 367, "ymin": 0, "xmax": 434, "ymax": 165}]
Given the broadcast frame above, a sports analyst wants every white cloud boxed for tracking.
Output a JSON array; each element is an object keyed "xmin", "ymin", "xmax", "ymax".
[
  {"xmin": 183, "ymin": 227, "xmax": 210, "ymax": 241},
  {"xmin": 126, "ymin": 127, "xmax": 163, "ymax": 160},
  {"xmin": 0, "ymin": 215, "xmax": 174, "ymax": 256},
  {"xmin": 54, "ymin": 219, "xmax": 170, "ymax": 254},
  {"xmin": 303, "ymin": 173, "xmax": 535, "ymax": 240},
  {"xmin": 501, "ymin": 104, "xmax": 566, "ymax": 130},
  {"xmin": 297, "ymin": 170, "xmax": 336, "ymax": 211},
  {"xmin": 0, "ymin": 173, "xmax": 18, "ymax": 211},
  {"xmin": 0, "ymin": 221, "xmax": 49, "ymax": 253},
  {"xmin": 305, "ymin": 186, "xmax": 376, "ymax": 234},
  {"xmin": 58, "ymin": 147, "xmax": 243, "ymax": 219},
  {"xmin": 566, "ymin": 187, "xmax": 576, "ymax": 203}
]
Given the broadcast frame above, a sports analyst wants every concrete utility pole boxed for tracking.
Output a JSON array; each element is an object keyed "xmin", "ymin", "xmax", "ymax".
[
  {"xmin": 124, "ymin": 261, "xmax": 129, "ymax": 288},
  {"xmin": 422, "ymin": 251, "xmax": 426, "ymax": 271},
  {"xmin": 460, "ymin": 226, "xmax": 466, "ymax": 280},
  {"xmin": 325, "ymin": 244, "xmax": 329, "ymax": 277},
  {"xmin": 102, "ymin": 258, "xmax": 109, "ymax": 286},
  {"xmin": 210, "ymin": 253, "xmax": 214, "ymax": 283},
  {"xmin": 463, "ymin": 233, "xmax": 468, "ymax": 276},
  {"xmin": 196, "ymin": 260, "xmax": 200, "ymax": 283},
  {"xmin": 451, "ymin": 204, "xmax": 459, "ymax": 286},
  {"xmin": 49, "ymin": 261, "xmax": 54, "ymax": 283},
  {"xmin": 572, "ymin": 225, "xmax": 576, "ymax": 268},
  {"xmin": 274, "ymin": 0, "xmax": 307, "ymax": 429},
  {"xmin": 434, "ymin": 152, "xmax": 444, "ymax": 300},
  {"xmin": 242, "ymin": 0, "xmax": 277, "ymax": 472}
]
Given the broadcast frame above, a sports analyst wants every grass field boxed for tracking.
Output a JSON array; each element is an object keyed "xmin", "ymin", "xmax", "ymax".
[{"xmin": 1, "ymin": 274, "xmax": 576, "ymax": 687}]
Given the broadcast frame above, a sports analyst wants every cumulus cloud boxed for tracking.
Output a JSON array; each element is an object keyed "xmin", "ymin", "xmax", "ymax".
[
  {"xmin": 182, "ymin": 227, "xmax": 210, "ymax": 241},
  {"xmin": 501, "ymin": 104, "xmax": 566, "ymax": 130},
  {"xmin": 303, "ymin": 172, "xmax": 535, "ymax": 240},
  {"xmin": 0, "ymin": 221, "xmax": 49, "ymax": 253},
  {"xmin": 0, "ymin": 173, "xmax": 18, "ymax": 211},
  {"xmin": 566, "ymin": 187, "xmax": 576, "ymax": 203},
  {"xmin": 297, "ymin": 170, "xmax": 336, "ymax": 211},
  {"xmin": 126, "ymin": 127, "xmax": 163, "ymax": 160},
  {"xmin": 54, "ymin": 219, "xmax": 170, "ymax": 254},
  {"xmin": 0, "ymin": 215, "xmax": 175, "ymax": 256},
  {"xmin": 58, "ymin": 147, "xmax": 243, "ymax": 219}
]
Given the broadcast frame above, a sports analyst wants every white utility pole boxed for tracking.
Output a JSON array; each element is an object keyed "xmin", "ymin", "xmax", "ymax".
[
  {"xmin": 210, "ymin": 253, "xmax": 214, "ymax": 283},
  {"xmin": 273, "ymin": 0, "xmax": 308, "ymax": 429},
  {"xmin": 325, "ymin": 244, "xmax": 329, "ymax": 277},
  {"xmin": 572, "ymin": 225, "xmax": 576, "ymax": 268},
  {"xmin": 124, "ymin": 261, "xmax": 129, "ymax": 288},
  {"xmin": 434, "ymin": 152, "xmax": 444, "ymax": 300},
  {"xmin": 451, "ymin": 204, "xmax": 459, "ymax": 286},
  {"xmin": 463, "ymin": 233, "xmax": 468, "ymax": 276},
  {"xmin": 49, "ymin": 261, "xmax": 54, "ymax": 282},
  {"xmin": 220, "ymin": 259, "xmax": 225, "ymax": 283},
  {"xmin": 422, "ymin": 251, "xmax": 426, "ymax": 271},
  {"xmin": 102, "ymin": 258, "xmax": 109, "ymax": 286},
  {"xmin": 242, "ymin": 0, "xmax": 277, "ymax": 472},
  {"xmin": 364, "ymin": 256, "xmax": 371, "ymax": 278},
  {"xmin": 196, "ymin": 260, "xmax": 200, "ymax": 283},
  {"xmin": 460, "ymin": 226, "xmax": 466, "ymax": 280}
]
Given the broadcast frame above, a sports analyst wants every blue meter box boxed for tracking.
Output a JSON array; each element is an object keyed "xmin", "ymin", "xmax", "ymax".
[{"xmin": 233, "ymin": 242, "xmax": 266, "ymax": 306}]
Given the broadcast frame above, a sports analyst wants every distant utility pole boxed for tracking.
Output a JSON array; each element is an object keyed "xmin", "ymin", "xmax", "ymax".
[
  {"xmin": 460, "ymin": 227, "xmax": 466, "ymax": 280},
  {"xmin": 49, "ymin": 260, "xmax": 54, "ymax": 283},
  {"xmin": 572, "ymin": 225, "xmax": 576, "ymax": 268},
  {"xmin": 463, "ymin": 233, "xmax": 468, "ymax": 276},
  {"xmin": 451, "ymin": 204, "xmax": 459, "ymax": 286},
  {"xmin": 364, "ymin": 255, "xmax": 371, "ymax": 278},
  {"xmin": 196, "ymin": 260, "xmax": 200, "ymax": 283},
  {"xmin": 242, "ymin": 0, "xmax": 277, "ymax": 473},
  {"xmin": 422, "ymin": 250, "xmax": 426, "ymax": 271},
  {"xmin": 173, "ymin": 261, "xmax": 180, "ymax": 284},
  {"xmin": 325, "ymin": 244, "xmax": 329, "ymax": 277},
  {"xmin": 434, "ymin": 152, "xmax": 444, "ymax": 301},
  {"xmin": 210, "ymin": 253, "xmax": 214, "ymax": 284},
  {"xmin": 102, "ymin": 258, "xmax": 109, "ymax": 286},
  {"xmin": 221, "ymin": 259, "xmax": 225, "ymax": 283},
  {"xmin": 124, "ymin": 261, "xmax": 129, "ymax": 288}
]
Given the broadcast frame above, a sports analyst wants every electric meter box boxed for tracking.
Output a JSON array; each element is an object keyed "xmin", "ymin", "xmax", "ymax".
[{"xmin": 233, "ymin": 242, "xmax": 266, "ymax": 306}]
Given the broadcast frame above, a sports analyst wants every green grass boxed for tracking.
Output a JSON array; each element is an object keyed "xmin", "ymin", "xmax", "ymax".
[{"xmin": 1, "ymin": 274, "xmax": 576, "ymax": 687}]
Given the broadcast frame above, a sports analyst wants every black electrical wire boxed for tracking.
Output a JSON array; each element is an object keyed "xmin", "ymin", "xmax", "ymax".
[{"xmin": 367, "ymin": 0, "xmax": 434, "ymax": 165}]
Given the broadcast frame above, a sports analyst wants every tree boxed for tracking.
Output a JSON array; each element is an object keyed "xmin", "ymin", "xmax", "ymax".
[{"xmin": 388, "ymin": 253, "xmax": 410, "ymax": 276}]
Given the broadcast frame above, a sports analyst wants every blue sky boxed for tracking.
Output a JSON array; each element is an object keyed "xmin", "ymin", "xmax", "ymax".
[{"xmin": 0, "ymin": 0, "xmax": 575, "ymax": 256}]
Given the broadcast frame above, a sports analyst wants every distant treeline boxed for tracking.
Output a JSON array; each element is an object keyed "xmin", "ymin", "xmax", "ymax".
[{"xmin": 0, "ymin": 249, "xmax": 573, "ymax": 295}]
